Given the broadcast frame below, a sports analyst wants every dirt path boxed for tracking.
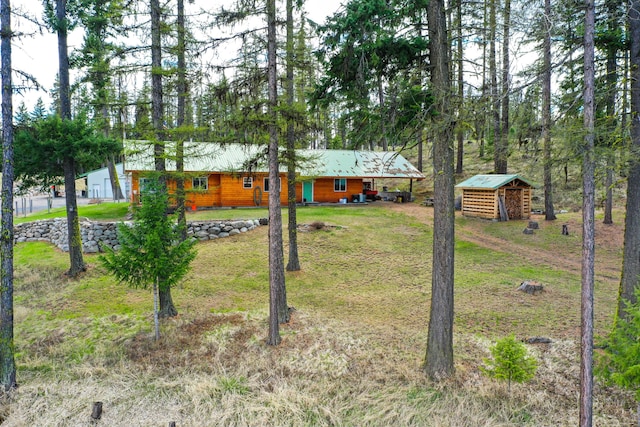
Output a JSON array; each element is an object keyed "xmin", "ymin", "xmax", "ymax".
[{"xmin": 387, "ymin": 202, "xmax": 623, "ymax": 286}]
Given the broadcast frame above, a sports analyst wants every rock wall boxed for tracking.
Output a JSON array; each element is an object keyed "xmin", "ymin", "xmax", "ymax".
[{"xmin": 14, "ymin": 218, "xmax": 266, "ymax": 253}]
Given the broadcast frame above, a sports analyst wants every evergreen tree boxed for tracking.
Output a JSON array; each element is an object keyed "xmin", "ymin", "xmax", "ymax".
[
  {"xmin": 482, "ymin": 335, "xmax": 537, "ymax": 392},
  {"xmin": 14, "ymin": 113, "xmax": 121, "ymax": 192},
  {"xmin": 597, "ymin": 289, "xmax": 640, "ymax": 425},
  {"xmin": 76, "ymin": 0, "xmax": 126, "ymax": 200},
  {"xmin": 314, "ymin": 0, "xmax": 427, "ymax": 150},
  {"xmin": 100, "ymin": 179, "xmax": 196, "ymax": 341}
]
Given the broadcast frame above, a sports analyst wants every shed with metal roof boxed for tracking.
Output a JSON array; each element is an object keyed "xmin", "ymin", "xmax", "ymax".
[{"xmin": 455, "ymin": 174, "xmax": 536, "ymax": 220}]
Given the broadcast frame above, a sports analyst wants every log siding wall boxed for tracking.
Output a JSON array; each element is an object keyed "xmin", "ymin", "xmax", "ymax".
[
  {"xmin": 131, "ymin": 172, "xmax": 301, "ymax": 208},
  {"xmin": 311, "ymin": 178, "xmax": 364, "ymax": 203}
]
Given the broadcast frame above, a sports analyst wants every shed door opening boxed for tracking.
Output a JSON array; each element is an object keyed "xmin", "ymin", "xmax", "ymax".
[{"xmin": 505, "ymin": 188, "xmax": 522, "ymax": 219}]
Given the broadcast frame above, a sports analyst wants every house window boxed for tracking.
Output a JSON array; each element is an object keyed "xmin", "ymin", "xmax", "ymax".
[
  {"xmin": 192, "ymin": 176, "xmax": 208, "ymax": 190},
  {"xmin": 243, "ymin": 177, "xmax": 253, "ymax": 189},
  {"xmin": 139, "ymin": 178, "xmax": 153, "ymax": 193},
  {"xmin": 334, "ymin": 178, "xmax": 346, "ymax": 192},
  {"xmin": 263, "ymin": 177, "xmax": 281, "ymax": 192}
]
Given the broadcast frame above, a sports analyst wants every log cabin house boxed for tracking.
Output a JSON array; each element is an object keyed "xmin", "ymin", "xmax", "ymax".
[
  {"xmin": 124, "ymin": 141, "xmax": 424, "ymax": 209},
  {"xmin": 455, "ymin": 174, "xmax": 535, "ymax": 220}
]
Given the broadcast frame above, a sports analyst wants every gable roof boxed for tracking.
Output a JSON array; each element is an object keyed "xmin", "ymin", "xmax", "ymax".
[
  {"xmin": 455, "ymin": 174, "xmax": 535, "ymax": 190},
  {"xmin": 124, "ymin": 141, "xmax": 425, "ymax": 180},
  {"xmin": 297, "ymin": 149, "xmax": 424, "ymax": 179}
]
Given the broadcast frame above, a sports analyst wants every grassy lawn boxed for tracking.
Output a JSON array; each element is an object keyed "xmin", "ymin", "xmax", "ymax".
[
  {"xmin": 1, "ymin": 202, "xmax": 635, "ymax": 426},
  {"xmin": 15, "ymin": 201, "xmax": 130, "ymax": 224}
]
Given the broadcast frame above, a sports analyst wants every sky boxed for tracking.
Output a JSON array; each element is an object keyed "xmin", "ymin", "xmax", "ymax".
[{"xmin": 10, "ymin": 0, "xmax": 345, "ymax": 111}]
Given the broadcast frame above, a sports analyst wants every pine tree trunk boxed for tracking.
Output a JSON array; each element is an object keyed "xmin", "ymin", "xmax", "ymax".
[
  {"xmin": 63, "ymin": 156, "xmax": 86, "ymax": 276},
  {"xmin": 285, "ymin": 0, "xmax": 300, "ymax": 272},
  {"xmin": 603, "ymin": 157, "xmax": 613, "ymax": 225},
  {"xmin": 0, "ymin": 0, "xmax": 17, "ymax": 391},
  {"xmin": 603, "ymin": 0, "xmax": 618, "ymax": 226},
  {"xmin": 489, "ymin": 0, "xmax": 501, "ymax": 173},
  {"xmin": 158, "ymin": 285, "xmax": 178, "ymax": 318},
  {"xmin": 57, "ymin": 0, "xmax": 85, "ymax": 277},
  {"xmin": 620, "ymin": 0, "xmax": 640, "ymax": 319},
  {"xmin": 150, "ymin": 0, "xmax": 177, "ymax": 317},
  {"xmin": 425, "ymin": 0, "xmax": 455, "ymax": 381},
  {"xmin": 455, "ymin": 0, "xmax": 464, "ymax": 174},
  {"xmin": 378, "ymin": 75, "xmax": 389, "ymax": 151},
  {"xmin": 479, "ymin": 0, "xmax": 488, "ymax": 159},
  {"xmin": 498, "ymin": 0, "xmax": 510, "ymax": 174},
  {"xmin": 267, "ymin": 0, "xmax": 285, "ymax": 345},
  {"xmin": 107, "ymin": 157, "xmax": 124, "ymax": 200},
  {"xmin": 542, "ymin": 0, "xmax": 556, "ymax": 221},
  {"xmin": 176, "ymin": 0, "xmax": 187, "ymax": 241},
  {"xmin": 580, "ymin": 0, "xmax": 596, "ymax": 423},
  {"xmin": 153, "ymin": 280, "xmax": 160, "ymax": 341}
]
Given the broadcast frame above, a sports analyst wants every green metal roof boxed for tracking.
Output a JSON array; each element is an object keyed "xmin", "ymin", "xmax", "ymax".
[
  {"xmin": 455, "ymin": 174, "xmax": 535, "ymax": 190},
  {"xmin": 124, "ymin": 141, "xmax": 424, "ymax": 180},
  {"xmin": 297, "ymin": 149, "xmax": 424, "ymax": 179},
  {"xmin": 124, "ymin": 140, "xmax": 264, "ymax": 172}
]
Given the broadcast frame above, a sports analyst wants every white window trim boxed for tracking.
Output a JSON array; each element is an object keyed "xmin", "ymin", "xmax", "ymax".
[
  {"xmin": 334, "ymin": 178, "xmax": 347, "ymax": 192},
  {"xmin": 263, "ymin": 177, "xmax": 282, "ymax": 192},
  {"xmin": 243, "ymin": 176, "xmax": 253, "ymax": 189}
]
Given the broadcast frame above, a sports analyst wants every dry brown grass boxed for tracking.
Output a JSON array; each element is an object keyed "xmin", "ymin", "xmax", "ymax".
[
  {"xmin": 2, "ymin": 202, "xmax": 636, "ymax": 426},
  {"xmin": 1, "ymin": 311, "xmax": 635, "ymax": 426}
]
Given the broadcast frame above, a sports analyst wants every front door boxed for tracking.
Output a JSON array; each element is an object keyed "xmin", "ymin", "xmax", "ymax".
[{"xmin": 303, "ymin": 181, "xmax": 314, "ymax": 203}]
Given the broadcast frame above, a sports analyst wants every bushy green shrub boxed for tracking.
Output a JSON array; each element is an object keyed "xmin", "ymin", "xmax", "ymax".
[
  {"xmin": 597, "ymin": 289, "xmax": 640, "ymax": 421},
  {"xmin": 482, "ymin": 334, "xmax": 538, "ymax": 392}
]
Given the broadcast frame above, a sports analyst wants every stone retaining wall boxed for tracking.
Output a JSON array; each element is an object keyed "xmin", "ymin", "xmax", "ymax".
[{"xmin": 14, "ymin": 218, "xmax": 267, "ymax": 253}]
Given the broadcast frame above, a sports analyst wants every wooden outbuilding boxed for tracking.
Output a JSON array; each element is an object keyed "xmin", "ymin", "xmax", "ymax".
[{"xmin": 455, "ymin": 174, "xmax": 535, "ymax": 220}]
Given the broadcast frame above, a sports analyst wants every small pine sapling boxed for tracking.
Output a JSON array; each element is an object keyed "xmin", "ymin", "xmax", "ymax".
[
  {"xmin": 100, "ymin": 179, "xmax": 196, "ymax": 340},
  {"xmin": 596, "ymin": 288, "xmax": 640, "ymax": 426},
  {"xmin": 482, "ymin": 334, "xmax": 538, "ymax": 393}
]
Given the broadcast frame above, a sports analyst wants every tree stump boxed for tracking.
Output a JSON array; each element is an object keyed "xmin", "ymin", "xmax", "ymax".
[
  {"xmin": 91, "ymin": 402, "xmax": 103, "ymax": 420},
  {"xmin": 524, "ymin": 337, "xmax": 552, "ymax": 344},
  {"xmin": 517, "ymin": 280, "xmax": 544, "ymax": 294}
]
